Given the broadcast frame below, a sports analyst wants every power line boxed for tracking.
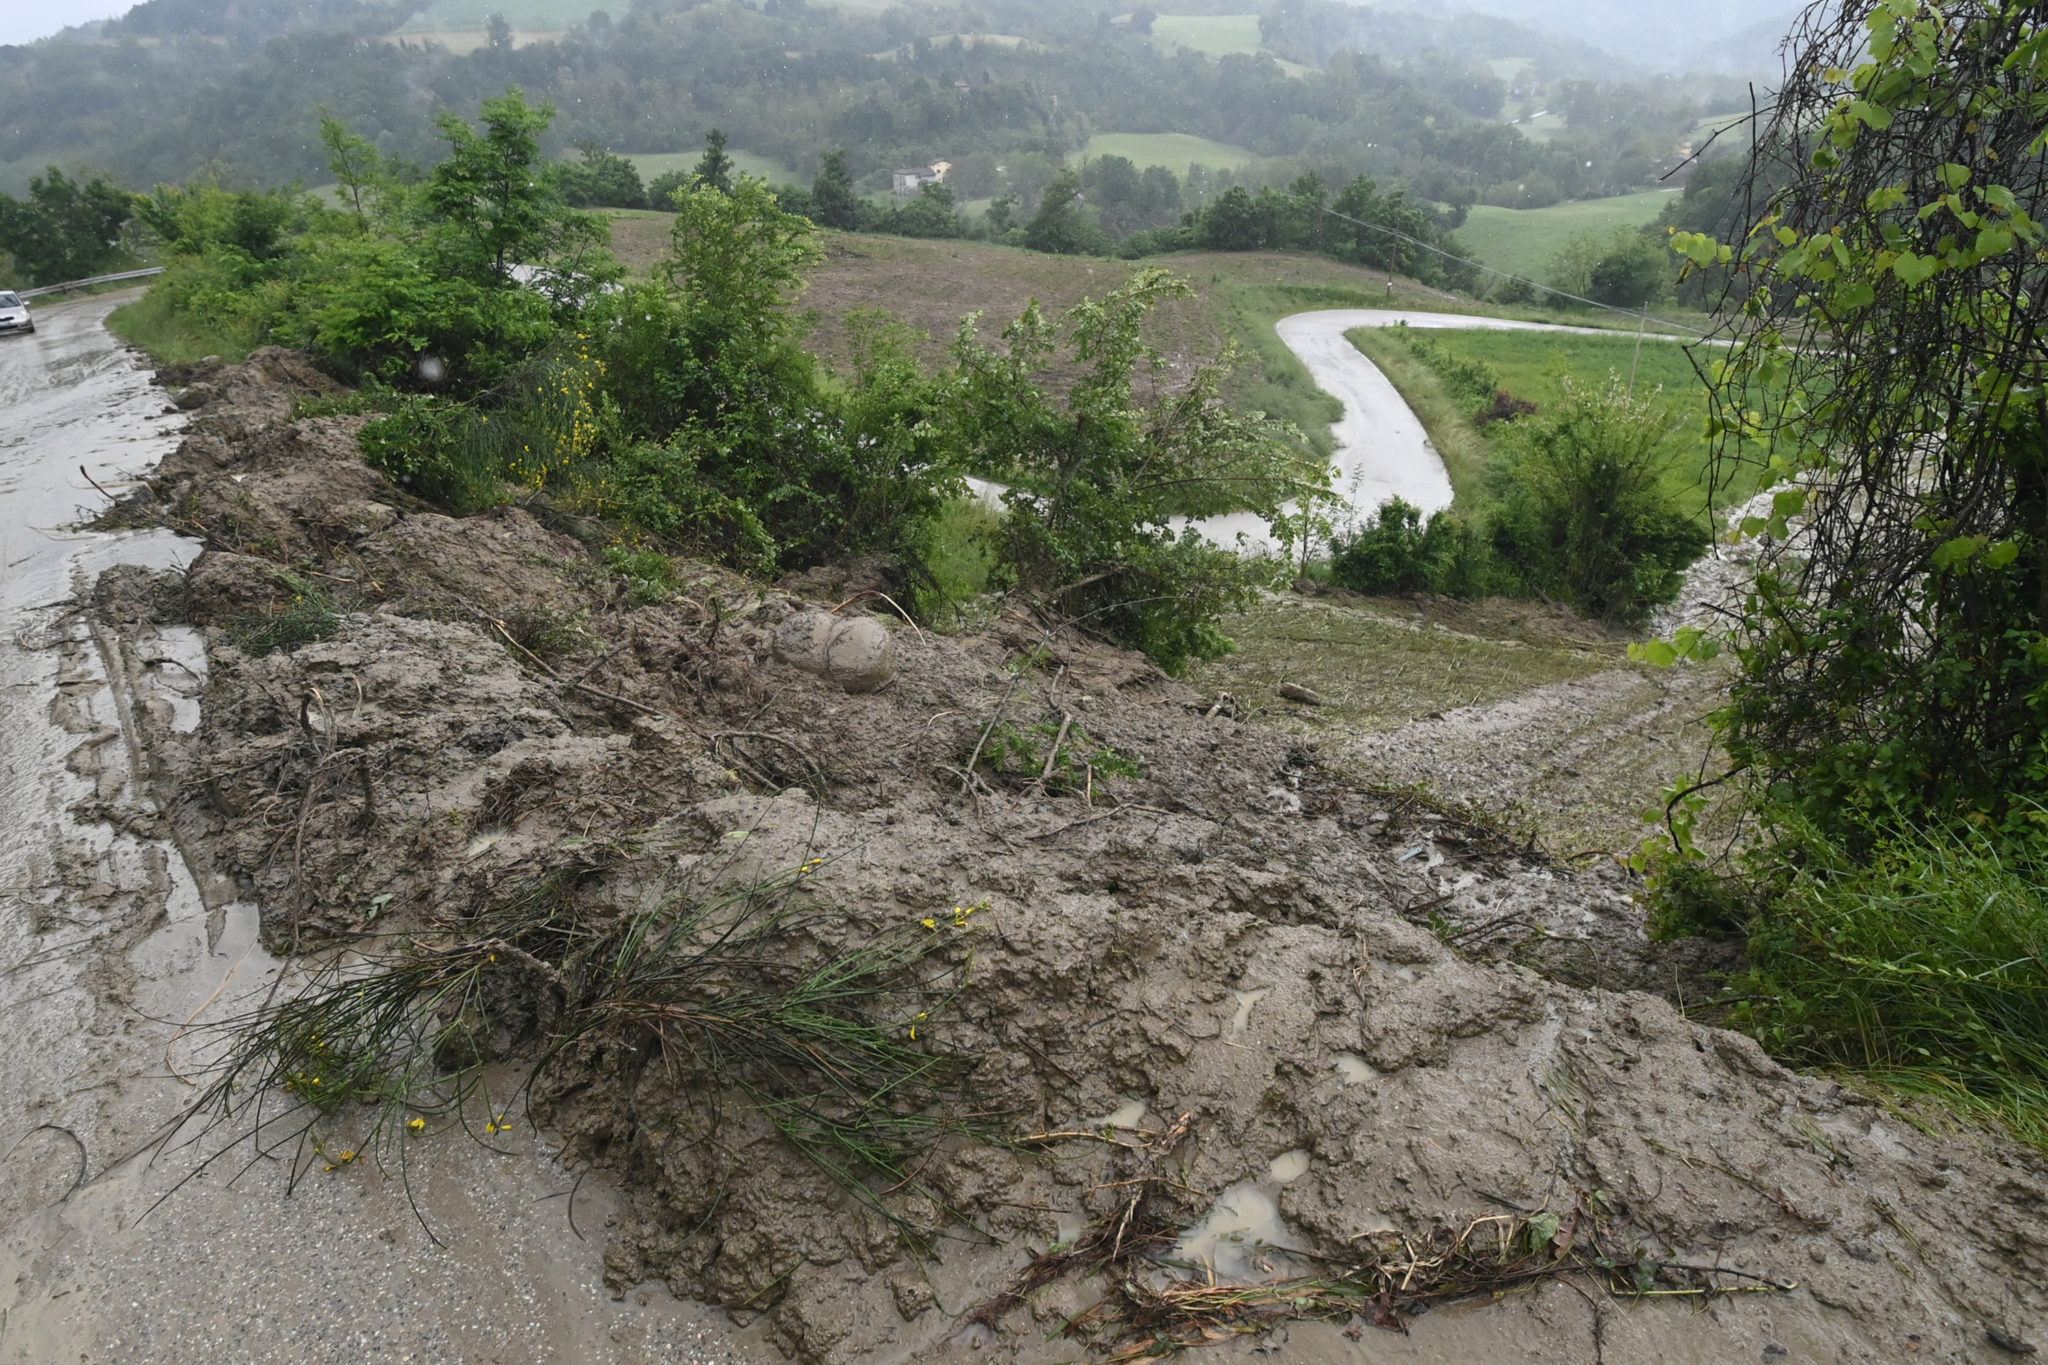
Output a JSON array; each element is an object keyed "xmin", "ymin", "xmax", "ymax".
[{"xmin": 1316, "ymin": 203, "xmax": 1710, "ymax": 337}]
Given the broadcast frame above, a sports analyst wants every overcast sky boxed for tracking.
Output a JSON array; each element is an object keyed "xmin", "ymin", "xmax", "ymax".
[{"xmin": 0, "ymin": 1, "xmax": 130, "ymax": 48}]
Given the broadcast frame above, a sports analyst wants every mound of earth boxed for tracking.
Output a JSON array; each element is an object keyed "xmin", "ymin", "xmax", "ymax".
[{"xmin": 87, "ymin": 349, "xmax": 2047, "ymax": 1363}]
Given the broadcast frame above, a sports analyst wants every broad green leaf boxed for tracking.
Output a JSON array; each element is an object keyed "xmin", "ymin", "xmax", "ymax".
[
  {"xmin": 1931, "ymin": 535, "xmax": 1987, "ymax": 569},
  {"xmin": 1978, "ymin": 226, "xmax": 2014, "ymax": 256},
  {"xmin": 1987, "ymin": 540, "xmax": 2022, "ymax": 569},
  {"xmin": 1893, "ymin": 252, "xmax": 1940, "ymax": 285},
  {"xmin": 1938, "ymin": 162, "xmax": 1973, "ymax": 189},
  {"xmin": 1772, "ymin": 489, "xmax": 1808, "ymax": 519},
  {"xmin": 1847, "ymin": 99, "xmax": 1893, "ymax": 130}
]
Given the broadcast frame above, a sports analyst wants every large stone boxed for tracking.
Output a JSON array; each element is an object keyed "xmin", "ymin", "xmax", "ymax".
[
  {"xmin": 772, "ymin": 610, "xmax": 897, "ymax": 693},
  {"xmin": 822, "ymin": 616, "xmax": 896, "ymax": 693},
  {"xmin": 772, "ymin": 610, "xmax": 838, "ymax": 673}
]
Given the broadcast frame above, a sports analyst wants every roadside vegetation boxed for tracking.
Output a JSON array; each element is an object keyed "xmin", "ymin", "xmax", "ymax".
[
  {"xmin": 1330, "ymin": 324, "xmax": 1714, "ymax": 626},
  {"xmin": 1636, "ymin": 0, "xmax": 2048, "ymax": 1149},
  {"xmin": 114, "ymin": 90, "xmax": 1321, "ymax": 674}
]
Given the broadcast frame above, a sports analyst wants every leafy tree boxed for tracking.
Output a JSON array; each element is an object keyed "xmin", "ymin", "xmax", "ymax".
[
  {"xmin": 319, "ymin": 113, "xmax": 385, "ymax": 230},
  {"xmin": 810, "ymin": 149, "xmax": 864, "ymax": 230},
  {"xmin": 875, "ymin": 181, "xmax": 961, "ymax": 238},
  {"xmin": 1672, "ymin": 0, "xmax": 2048, "ymax": 839},
  {"xmin": 692, "ymin": 128, "xmax": 735, "ymax": 195},
  {"xmin": 421, "ymin": 90, "xmax": 608, "ymax": 285},
  {"xmin": 1587, "ymin": 232, "xmax": 1670, "ymax": 308},
  {"xmin": 1022, "ymin": 170, "xmax": 1107, "ymax": 256},
  {"xmin": 1198, "ymin": 186, "xmax": 1267, "ymax": 251},
  {"xmin": 0, "ymin": 167, "xmax": 135, "ymax": 286},
  {"xmin": 559, "ymin": 143, "xmax": 647, "ymax": 208},
  {"xmin": 985, "ymin": 194, "xmax": 1018, "ymax": 236},
  {"xmin": 947, "ymin": 269, "xmax": 1326, "ymax": 670}
]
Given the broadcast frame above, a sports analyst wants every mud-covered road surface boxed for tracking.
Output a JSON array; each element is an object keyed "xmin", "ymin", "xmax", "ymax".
[{"xmin": 0, "ymin": 296, "xmax": 754, "ymax": 1363}]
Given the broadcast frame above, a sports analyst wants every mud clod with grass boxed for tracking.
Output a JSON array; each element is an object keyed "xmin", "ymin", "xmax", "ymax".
[{"xmin": 84, "ymin": 350, "xmax": 2048, "ymax": 1362}]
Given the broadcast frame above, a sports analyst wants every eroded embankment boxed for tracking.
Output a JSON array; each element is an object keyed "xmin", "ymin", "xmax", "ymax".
[{"xmin": 87, "ymin": 350, "xmax": 2048, "ymax": 1363}]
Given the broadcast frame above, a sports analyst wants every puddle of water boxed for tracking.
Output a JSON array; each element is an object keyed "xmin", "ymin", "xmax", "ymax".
[
  {"xmin": 1085, "ymin": 1098, "xmax": 1152, "ymax": 1131},
  {"xmin": 1333, "ymin": 1051, "xmax": 1380, "ymax": 1086},
  {"xmin": 1229, "ymin": 986, "xmax": 1271, "ymax": 1035},
  {"xmin": 1269, "ymin": 1149, "xmax": 1310, "ymax": 1183},
  {"xmin": 1170, "ymin": 1181, "xmax": 1301, "ymax": 1281}
]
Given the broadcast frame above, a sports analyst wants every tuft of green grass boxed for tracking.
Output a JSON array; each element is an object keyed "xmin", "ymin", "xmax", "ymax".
[
  {"xmin": 924, "ymin": 494, "xmax": 1003, "ymax": 619},
  {"xmin": 227, "ymin": 573, "xmax": 342, "ymax": 655},
  {"xmin": 183, "ymin": 848, "xmax": 992, "ymax": 1235},
  {"xmin": 1733, "ymin": 816, "xmax": 2048, "ymax": 1150}
]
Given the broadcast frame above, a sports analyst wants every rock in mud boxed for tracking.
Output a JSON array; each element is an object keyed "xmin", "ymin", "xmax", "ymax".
[{"xmin": 773, "ymin": 610, "xmax": 896, "ymax": 693}]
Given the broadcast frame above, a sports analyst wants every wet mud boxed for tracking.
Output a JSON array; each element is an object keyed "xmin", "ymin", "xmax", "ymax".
[
  {"xmin": 46, "ymin": 338, "xmax": 2045, "ymax": 1364},
  {"xmin": 0, "ymin": 299, "xmax": 744, "ymax": 1363}
]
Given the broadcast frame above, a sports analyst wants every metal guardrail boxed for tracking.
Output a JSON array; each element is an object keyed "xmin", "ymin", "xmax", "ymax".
[{"xmin": 18, "ymin": 267, "xmax": 165, "ymax": 299}]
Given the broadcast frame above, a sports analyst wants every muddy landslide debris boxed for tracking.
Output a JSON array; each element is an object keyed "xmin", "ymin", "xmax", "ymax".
[{"xmin": 75, "ymin": 347, "xmax": 2048, "ymax": 1363}]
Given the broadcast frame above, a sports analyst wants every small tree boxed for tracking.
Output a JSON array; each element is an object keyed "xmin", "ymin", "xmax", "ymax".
[
  {"xmin": 692, "ymin": 128, "xmax": 735, "ymax": 195},
  {"xmin": 1022, "ymin": 171, "xmax": 1106, "ymax": 255},
  {"xmin": 948, "ymin": 269, "xmax": 1325, "ymax": 670},
  {"xmin": 811, "ymin": 149, "xmax": 863, "ymax": 229},
  {"xmin": 0, "ymin": 167, "xmax": 134, "ymax": 285},
  {"xmin": 1491, "ymin": 376, "xmax": 1706, "ymax": 623}
]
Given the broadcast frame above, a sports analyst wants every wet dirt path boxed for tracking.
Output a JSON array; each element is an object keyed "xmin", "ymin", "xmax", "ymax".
[{"xmin": 0, "ymin": 296, "xmax": 758, "ymax": 1363}]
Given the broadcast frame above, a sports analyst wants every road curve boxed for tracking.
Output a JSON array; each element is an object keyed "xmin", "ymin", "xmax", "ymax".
[{"xmin": 1190, "ymin": 309, "xmax": 1691, "ymax": 551}]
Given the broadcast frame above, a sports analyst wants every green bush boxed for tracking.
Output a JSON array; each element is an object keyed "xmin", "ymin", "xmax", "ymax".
[
  {"xmin": 1330, "ymin": 499, "xmax": 1497, "ymax": 599},
  {"xmin": 948, "ymin": 270, "xmax": 1325, "ymax": 673},
  {"xmin": 1488, "ymin": 376, "xmax": 1706, "ymax": 624}
]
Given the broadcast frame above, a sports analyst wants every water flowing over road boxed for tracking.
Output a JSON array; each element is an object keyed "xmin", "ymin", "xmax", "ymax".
[{"xmin": 0, "ymin": 296, "xmax": 753, "ymax": 1364}]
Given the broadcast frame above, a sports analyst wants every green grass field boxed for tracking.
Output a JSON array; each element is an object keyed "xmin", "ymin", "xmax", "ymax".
[
  {"xmin": 1346, "ymin": 325, "xmax": 1763, "ymax": 515},
  {"xmin": 1148, "ymin": 13, "xmax": 1264, "ymax": 57},
  {"xmin": 1079, "ymin": 133, "xmax": 1256, "ymax": 172},
  {"xmin": 397, "ymin": 0, "xmax": 590, "ymax": 31},
  {"xmin": 1459, "ymin": 189, "xmax": 1682, "ymax": 283},
  {"xmin": 624, "ymin": 150, "xmax": 801, "ymax": 186}
]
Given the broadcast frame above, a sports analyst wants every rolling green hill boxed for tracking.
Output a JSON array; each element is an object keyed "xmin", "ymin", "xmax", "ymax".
[{"xmin": 1459, "ymin": 189, "xmax": 1680, "ymax": 283}]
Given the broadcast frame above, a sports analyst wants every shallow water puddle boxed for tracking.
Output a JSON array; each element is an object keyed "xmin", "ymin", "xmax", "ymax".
[
  {"xmin": 1268, "ymin": 1149, "xmax": 1310, "ymax": 1183},
  {"xmin": 1228, "ymin": 986, "xmax": 1271, "ymax": 1035},
  {"xmin": 1333, "ymin": 1051, "xmax": 1380, "ymax": 1086},
  {"xmin": 1169, "ymin": 1180, "xmax": 1303, "ymax": 1281},
  {"xmin": 1078, "ymin": 1098, "xmax": 1154, "ymax": 1133}
]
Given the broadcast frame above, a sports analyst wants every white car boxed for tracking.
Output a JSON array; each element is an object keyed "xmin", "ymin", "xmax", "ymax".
[{"xmin": 0, "ymin": 292, "xmax": 32, "ymax": 336}]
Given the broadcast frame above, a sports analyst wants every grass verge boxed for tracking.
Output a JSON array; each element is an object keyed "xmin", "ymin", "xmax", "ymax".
[
  {"xmin": 1731, "ymin": 817, "xmax": 2048, "ymax": 1151},
  {"xmin": 1341, "ymin": 326, "xmax": 1498, "ymax": 510},
  {"xmin": 106, "ymin": 283, "xmax": 254, "ymax": 365}
]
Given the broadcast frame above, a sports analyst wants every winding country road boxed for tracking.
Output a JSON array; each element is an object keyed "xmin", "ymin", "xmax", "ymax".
[{"xmin": 1188, "ymin": 309, "xmax": 1694, "ymax": 551}]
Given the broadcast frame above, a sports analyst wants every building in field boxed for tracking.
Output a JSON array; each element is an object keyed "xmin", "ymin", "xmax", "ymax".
[{"xmin": 892, "ymin": 161, "xmax": 952, "ymax": 195}]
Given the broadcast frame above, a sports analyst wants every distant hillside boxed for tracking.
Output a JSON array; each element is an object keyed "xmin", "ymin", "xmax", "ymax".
[{"xmin": 1383, "ymin": 0, "xmax": 1801, "ymax": 75}]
